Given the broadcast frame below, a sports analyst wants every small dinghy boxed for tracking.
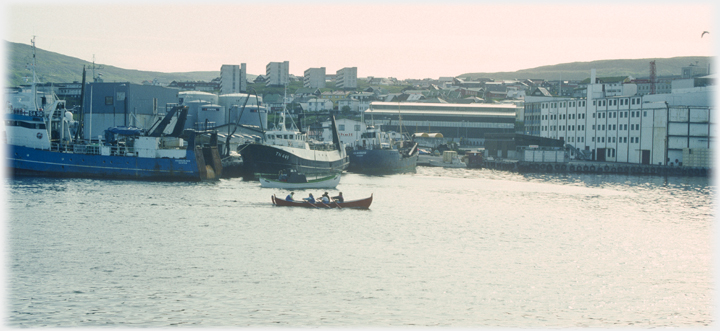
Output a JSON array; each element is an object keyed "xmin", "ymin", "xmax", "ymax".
[{"xmin": 259, "ymin": 169, "xmax": 341, "ymax": 189}]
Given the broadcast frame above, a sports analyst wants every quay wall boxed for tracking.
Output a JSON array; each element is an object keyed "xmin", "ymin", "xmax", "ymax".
[{"xmin": 479, "ymin": 159, "xmax": 710, "ymax": 177}]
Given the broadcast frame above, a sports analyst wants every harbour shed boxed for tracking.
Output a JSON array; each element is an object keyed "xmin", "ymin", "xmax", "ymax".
[
  {"xmin": 363, "ymin": 101, "xmax": 518, "ymax": 142},
  {"xmin": 484, "ymin": 133, "xmax": 565, "ymax": 159},
  {"xmin": 81, "ymin": 82, "xmax": 180, "ymax": 140}
]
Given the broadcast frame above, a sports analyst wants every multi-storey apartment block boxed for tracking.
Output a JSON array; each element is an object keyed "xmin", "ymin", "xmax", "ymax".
[
  {"xmin": 335, "ymin": 67, "xmax": 357, "ymax": 90},
  {"xmin": 266, "ymin": 61, "xmax": 289, "ymax": 87},
  {"xmin": 303, "ymin": 67, "xmax": 326, "ymax": 89},
  {"xmin": 220, "ymin": 64, "xmax": 247, "ymax": 94}
]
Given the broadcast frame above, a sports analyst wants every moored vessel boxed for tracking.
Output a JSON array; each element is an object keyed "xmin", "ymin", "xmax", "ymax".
[
  {"xmin": 346, "ymin": 125, "xmax": 418, "ymax": 174},
  {"xmin": 238, "ymin": 110, "xmax": 348, "ymax": 177},
  {"xmin": 259, "ymin": 169, "xmax": 341, "ymax": 189},
  {"xmin": 4, "ymin": 38, "xmax": 222, "ymax": 181}
]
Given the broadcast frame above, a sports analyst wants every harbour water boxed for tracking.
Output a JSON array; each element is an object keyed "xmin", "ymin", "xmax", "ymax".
[{"xmin": 4, "ymin": 167, "xmax": 714, "ymax": 327}]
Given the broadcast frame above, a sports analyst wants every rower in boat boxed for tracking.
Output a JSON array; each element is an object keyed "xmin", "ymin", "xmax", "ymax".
[{"xmin": 332, "ymin": 192, "xmax": 344, "ymax": 203}]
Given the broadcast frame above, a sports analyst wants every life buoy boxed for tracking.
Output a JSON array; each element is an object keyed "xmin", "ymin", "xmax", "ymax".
[
  {"xmin": 569, "ymin": 165, "xmax": 575, "ymax": 171},
  {"xmin": 589, "ymin": 166, "xmax": 595, "ymax": 172},
  {"xmin": 583, "ymin": 165, "xmax": 589, "ymax": 172}
]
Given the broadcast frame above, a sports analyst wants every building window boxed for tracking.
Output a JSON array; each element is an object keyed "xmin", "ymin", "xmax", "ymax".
[
  {"xmin": 339, "ymin": 124, "xmax": 345, "ymax": 131},
  {"xmin": 105, "ymin": 96, "xmax": 113, "ymax": 105},
  {"xmin": 644, "ymin": 111, "xmax": 647, "ymax": 117}
]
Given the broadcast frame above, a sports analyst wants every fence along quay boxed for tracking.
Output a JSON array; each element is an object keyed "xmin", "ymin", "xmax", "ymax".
[{"xmin": 479, "ymin": 153, "xmax": 710, "ymax": 177}]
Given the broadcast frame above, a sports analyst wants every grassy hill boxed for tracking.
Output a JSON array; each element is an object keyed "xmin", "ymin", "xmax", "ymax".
[
  {"xmin": 4, "ymin": 40, "xmax": 224, "ymax": 87},
  {"xmin": 5, "ymin": 40, "xmax": 712, "ymax": 87},
  {"xmin": 458, "ymin": 57, "xmax": 712, "ymax": 81}
]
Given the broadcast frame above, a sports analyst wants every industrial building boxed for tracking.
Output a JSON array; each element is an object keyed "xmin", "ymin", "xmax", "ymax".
[
  {"xmin": 81, "ymin": 82, "xmax": 180, "ymax": 140},
  {"xmin": 523, "ymin": 69, "xmax": 713, "ymax": 167},
  {"xmin": 81, "ymin": 83, "xmax": 267, "ymax": 141},
  {"xmin": 363, "ymin": 101, "xmax": 518, "ymax": 145}
]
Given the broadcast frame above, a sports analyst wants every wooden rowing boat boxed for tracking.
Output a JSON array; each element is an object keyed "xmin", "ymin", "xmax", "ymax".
[{"xmin": 271, "ymin": 194, "xmax": 373, "ymax": 209}]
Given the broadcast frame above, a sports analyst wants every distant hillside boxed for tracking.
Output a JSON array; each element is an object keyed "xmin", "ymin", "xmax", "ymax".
[
  {"xmin": 458, "ymin": 57, "xmax": 713, "ymax": 81},
  {"xmin": 4, "ymin": 41, "xmax": 226, "ymax": 87},
  {"xmin": 5, "ymin": 40, "xmax": 713, "ymax": 87}
]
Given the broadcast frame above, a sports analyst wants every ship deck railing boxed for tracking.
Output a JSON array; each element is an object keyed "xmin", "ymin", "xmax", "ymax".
[{"xmin": 51, "ymin": 142, "xmax": 136, "ymax": 157}]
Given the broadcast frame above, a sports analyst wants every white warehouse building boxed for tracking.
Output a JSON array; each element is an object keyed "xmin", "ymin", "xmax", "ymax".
[{"xmin": 523, "ymin": 69, "xmax": 713, "ymax": 167}]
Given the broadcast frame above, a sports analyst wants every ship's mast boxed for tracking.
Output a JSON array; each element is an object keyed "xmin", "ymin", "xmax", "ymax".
[
  {"xmin": 279, "ymin": 84, "xmax": 287, "ymax": 131},
  {"xmin": 30, "ymin": 36, "xmax": 39, "ymax": 112}
]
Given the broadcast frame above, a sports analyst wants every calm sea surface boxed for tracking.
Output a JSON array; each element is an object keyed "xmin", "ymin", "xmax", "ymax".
[{"xmin": 4, "ymin": 167, "xmax": 715, "ymax": 327}]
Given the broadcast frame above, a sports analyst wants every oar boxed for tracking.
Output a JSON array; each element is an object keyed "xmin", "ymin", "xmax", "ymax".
[
  {"xmin": 305, "ymin": 200, "xmax": 318, "ymax": 208},
  {"xmin": 334, "ymin": 201, "xmax": 342, "ymax": 209}
]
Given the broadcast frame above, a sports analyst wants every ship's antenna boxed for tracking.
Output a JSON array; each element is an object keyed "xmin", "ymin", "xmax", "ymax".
[{"xmin": 91, "ymin": 55, "xmax": 104, "ymax": 82}]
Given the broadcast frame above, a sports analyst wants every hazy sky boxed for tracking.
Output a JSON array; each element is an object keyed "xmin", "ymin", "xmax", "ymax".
[{"xmin": 2, "ymin": 1, "xmax": 716, "ymax": 80}]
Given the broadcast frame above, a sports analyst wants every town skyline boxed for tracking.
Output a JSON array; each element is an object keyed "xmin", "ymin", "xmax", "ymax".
[{"xmin": 3, "ymin": 2, "xmax": 714, "ymax": 81}]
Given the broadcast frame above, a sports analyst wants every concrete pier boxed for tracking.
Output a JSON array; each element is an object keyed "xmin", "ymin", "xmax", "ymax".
[{"xmin": 480, "ymin": 159, "xmax": 710, "ymax": 177}]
